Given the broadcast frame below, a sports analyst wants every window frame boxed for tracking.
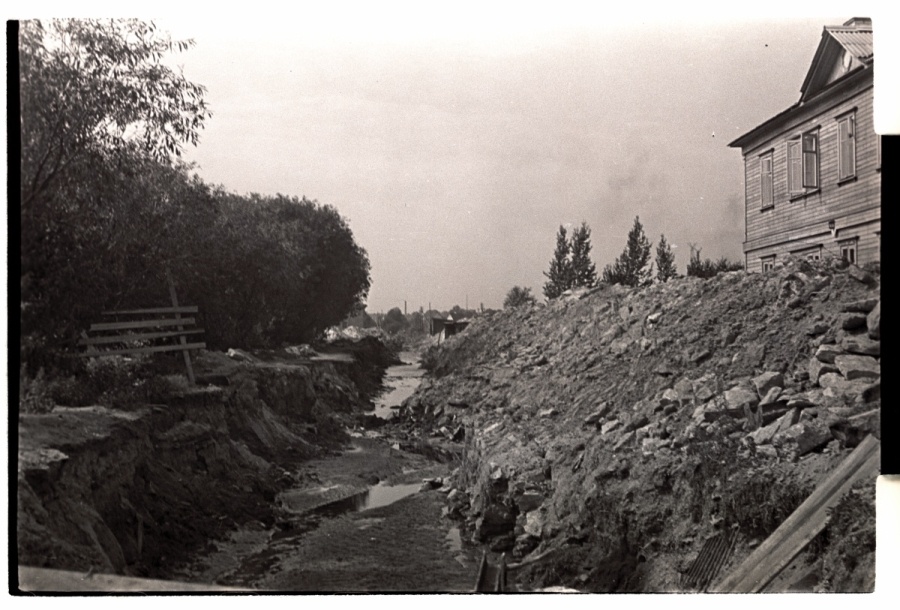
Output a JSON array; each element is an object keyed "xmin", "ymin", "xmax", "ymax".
[
  {"xmin": 759, "ymin": 150, "xmax": 775, "ymax": 209},
  {"xmin": 761, "ymin": 255, "xmax": 776, "ymax": 273},
  {"xmin": 801, "ymin": 128, "xmax": 820, "ymax": 189},
  {"xmin": 837, "ymin": 112, "xmax": 857, "ymax": 182},
  {"xmin": 787, "ymin": 138, "xmax": 803, "ymax": 197},
  {"xmin": 839, "ymin": 238, "xmax": 858, "ymax": 265},
  {"xmin": 791, "ymin": 245, "xmax": 822, "ymax": 261}
]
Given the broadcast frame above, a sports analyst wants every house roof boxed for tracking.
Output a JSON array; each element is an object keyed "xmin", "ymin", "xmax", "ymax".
[
  {"xmin": 800, "ymin": 18, "xmax": 873, "ymax": 102},
  {"xmin": 729, "ymin": 17, "xmax": 873, "ymax": 150},
  {"xmin": 829, "ymin": 27, "xmax": 874, "ymax": 61}
]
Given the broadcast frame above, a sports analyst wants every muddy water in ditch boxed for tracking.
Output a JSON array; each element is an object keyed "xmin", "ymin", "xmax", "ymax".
[
  {"xmin": 373, "ymin": 351, "xmax": 426, "ymax": 419},
  {"xmin": 171, "ymin": 360, "xmax": 477, "ymax": 591},
  {"xmin": 173, "ymin": 467, "xmax": 475, "ymax": 591}
]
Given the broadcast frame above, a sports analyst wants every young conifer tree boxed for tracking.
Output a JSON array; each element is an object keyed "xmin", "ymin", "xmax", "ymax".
[
  {"xmin": 543, "ymin": 225, "xmax": 573, "ymax": 299},
  {"xmin": 602, "ymin": 216, "xmax": 652, "ymax": 287},
  {"xmin": 570, "ymin": 222, "xmax": 598, "ymax": 289},
  {"xmin": 655, "ymin": 233, "xmax": 677, "ymax": 282}
]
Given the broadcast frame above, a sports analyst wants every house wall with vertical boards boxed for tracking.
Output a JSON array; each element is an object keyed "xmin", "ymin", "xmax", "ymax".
[{"xmin": 739, "ymin": 76, "xmax": 880, "ymax": 272}]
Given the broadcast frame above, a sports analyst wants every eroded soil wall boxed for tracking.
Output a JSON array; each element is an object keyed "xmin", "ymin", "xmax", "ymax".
[{"xmin": 17, "ymin": 356, "xmax": 382, "ymax": 580}]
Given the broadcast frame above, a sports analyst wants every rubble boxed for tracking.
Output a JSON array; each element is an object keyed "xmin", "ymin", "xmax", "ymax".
[{"xmin": 410, "ymin": 258, "xmax": 878, "ymax": 592}]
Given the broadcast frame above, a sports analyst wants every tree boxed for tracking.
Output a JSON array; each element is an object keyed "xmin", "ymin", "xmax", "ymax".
[
  {"xmin": 655, "ymin": 234, "xmax": 677, "ymax": 282},
  {"xmin": 543, "ymin": 225, "xmax": 573, "ymax": 299},
  {"xmin": 19, "ymin": 19, "xmax": 210, "ymax": 211},
  {"xmin": 602, "ymin": 216, "xmax": 652, "ymax": 287},
  {"xmin": 382, "ymin": 307, "xmax": 409, "ymax": 335},
  {"xmin": 504, "ymin": 286, "xmax": 537, "ymax": 308},
  {"xmin": 18, "ymin": 19, "xmax": 374, "ymax": 365},
  {"xmin": 570, "ymin": 222, "xmax": 598, "ymax": 289},
  {"xmin": 449, "ymin": 305, "xmax": 477, "ymax": 320}
]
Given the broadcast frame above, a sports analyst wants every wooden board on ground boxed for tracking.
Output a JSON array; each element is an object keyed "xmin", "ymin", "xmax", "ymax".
[
  {"xmin": 712, "ymin": 434, "xmax": 880, "ymax": 593},
  {"xmin": 17, "ymin": 567, "xmax": 247, "ymax": 592}
]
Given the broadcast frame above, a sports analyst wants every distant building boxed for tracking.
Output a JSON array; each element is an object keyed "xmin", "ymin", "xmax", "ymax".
[
  {"xmin": 729, "ymin": 17, "xmax": 879, "ymax": 272},
  {"xmin": 428, "ymin": 314, "xmax": 470, "ymax": 343}
]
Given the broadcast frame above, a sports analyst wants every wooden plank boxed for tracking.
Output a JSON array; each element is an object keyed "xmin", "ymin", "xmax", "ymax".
[
  {"xmin": 712, "ymin": 435, "xmax": 879, "ymax": 592},
  {"xmin": 714, "ymin": 437, "xmax": 878, "ymax": 592},
  {"xmin": 89, "ymin": 318, "xmax": 196, "ymax": 332},
  {"xmin": 734, "ymin": 447, "xmax": 879, "ymax": 593},
  {"xmin": 18, "ymin": 567, "xmax": 247, "ymax": 592},
  {"xmin": 474, "ymin": 551, "xmax": 489, "ymax": 592},
  {"xmin": 82, "ymin": 342, "xmax": 206, "ymax": 358},
  {"xmin": 167, "ymin": 272, "xmax": 196, "ymax": 385},
  {"xmin": 102, "ymin": 306, "xmax": 198, "ymax": 316},
  {"xmin": 79, "ymin": 329, "xmax": 205, "ymax": 346},
  {"xmin": 495, "ymin": 553, "xmax": 507, "ymax": 592}
]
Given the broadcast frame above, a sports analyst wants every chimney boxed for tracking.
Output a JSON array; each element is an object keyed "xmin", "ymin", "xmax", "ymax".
[{"xmin": 842, "ymin": 17, "xmax": 872, "ymax": 29}]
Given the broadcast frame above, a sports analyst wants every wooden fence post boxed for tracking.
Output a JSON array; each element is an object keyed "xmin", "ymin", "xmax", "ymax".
[{"xmin": 166, "ymin": 271, "xmax": 196, "ymax": 384}]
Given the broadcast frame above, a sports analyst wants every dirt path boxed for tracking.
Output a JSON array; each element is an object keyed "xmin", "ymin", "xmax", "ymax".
[{"xmin": 173, "ymin": 435, "xmax": 478, "ymax": 592}]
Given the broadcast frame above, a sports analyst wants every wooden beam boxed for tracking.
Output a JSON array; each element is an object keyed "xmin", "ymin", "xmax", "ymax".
[
  {"xmin": 474, "ymin": 551, "xmax": 489, "ymax": 592},
  {"xmin": 712, "ymin": 435, "xmax": 880, "ymax": 593},
  {"xmin": 79, "ymin": 329, "xmax": 205, "ymax": 346},
  {"xmin": 102, "ymin": 306, "xmax": 198, "ymax": 316},
  {"xmin": 90, "ymin": 318, "xmax": 196, "ymax": 332},
  {"xmin": 82, "ymin": 342, "xmax": 206, "ymax": 358},
  {"xmin": 167, "ymin": 271, "xmax": 196, "ymax": 384}
]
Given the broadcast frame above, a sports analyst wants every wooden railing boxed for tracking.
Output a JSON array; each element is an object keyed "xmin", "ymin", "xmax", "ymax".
[{"xmin": 78, "ymin": 275, "xmax": 205, "ymax": 383}]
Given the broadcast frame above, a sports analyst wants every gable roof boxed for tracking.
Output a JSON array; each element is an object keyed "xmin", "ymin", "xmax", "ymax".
[
  {"xmin": 800, "ymin": 17, "xmax": 873, "ymax": 102},
  {"xmin": 729, "ymin": 18, "xmax": 873, "ymax": 150}
]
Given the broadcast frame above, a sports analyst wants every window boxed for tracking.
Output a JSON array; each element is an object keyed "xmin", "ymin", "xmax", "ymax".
[
  {"xmin": 760, "ymin": 152, "xmax": 774, "ymax": 208},
  {"xmin": 837, "ymin": 113, "xmax": 856, "ymax": 180},
  {"xmin": 840, "ymin": 239, "xmax": 858, "ymax": 264},
  {"xmin": 788, "ymin": 139, "xmax": 803, "ymax": 195},
  {"xmin": 802, "ymin": 130, "xmax": 819, "ymax": 188},
  {"xmin": 792, "ymin": 245, "xmax": 822, "ymax": 261},
  {"xmin": 761, "ymin": 255, "xmax": 776, "ymax": 272}
]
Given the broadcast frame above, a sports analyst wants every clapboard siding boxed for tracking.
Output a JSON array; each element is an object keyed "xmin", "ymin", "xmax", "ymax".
[
  {"xmin": 745, "ymin": 218, "xmax": 880, "ymax": 273},
  {"xmin": 740, "ymin": 80, "xmax": 880, "ymax": 269}
]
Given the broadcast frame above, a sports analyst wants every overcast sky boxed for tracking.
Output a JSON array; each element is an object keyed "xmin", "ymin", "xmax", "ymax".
[{"xmin": 19, "ymin": 3, "xmax": 892, "ymax": 314}]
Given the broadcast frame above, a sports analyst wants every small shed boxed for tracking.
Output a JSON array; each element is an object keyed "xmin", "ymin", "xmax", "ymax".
[{"xmin": 429, "ymin": 315, "xmax": 470, "ymax": 343}]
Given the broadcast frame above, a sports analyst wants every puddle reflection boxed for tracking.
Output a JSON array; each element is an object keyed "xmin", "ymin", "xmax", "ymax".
[{"xmin": 313, "ymin": 482, "xmax": 422, "ymax": 518}]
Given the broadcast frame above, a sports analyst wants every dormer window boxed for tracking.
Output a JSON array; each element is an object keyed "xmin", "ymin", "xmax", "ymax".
[{"xmin": 841, "ymin": 49, "xmax": 852, "ymax": 73}]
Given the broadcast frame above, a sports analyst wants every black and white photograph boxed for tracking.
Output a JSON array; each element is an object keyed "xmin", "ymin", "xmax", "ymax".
[{"xmin": 9, "ymin": 1, "xmax": 892, "ymax": 596}]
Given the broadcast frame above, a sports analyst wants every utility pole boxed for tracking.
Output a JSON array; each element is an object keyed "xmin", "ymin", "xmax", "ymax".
[{"xmin": 404, "ymin": 300, "xmax": 407, "ymax": 315}]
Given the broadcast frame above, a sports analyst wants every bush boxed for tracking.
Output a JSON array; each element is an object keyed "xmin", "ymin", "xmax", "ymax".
[
  {"xmin": 686, "ymin": 246, "xmax": 744, "ymax": 279},
  {"xmin": 20, "ymin": 366, "xmax": 55, "ymax": 414},
  {"xmin": 49, "ymin": 375, "xmax": 100, "ymax": 407},
  {"xmin": 504, "ymin": 286, "xmax": 537, "ymax": 308}
]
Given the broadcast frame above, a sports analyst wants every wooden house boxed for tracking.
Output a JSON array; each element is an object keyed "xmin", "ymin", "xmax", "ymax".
[{"xmin": 729, "ymin": 17, "xmax": 880, "ymax": 272}]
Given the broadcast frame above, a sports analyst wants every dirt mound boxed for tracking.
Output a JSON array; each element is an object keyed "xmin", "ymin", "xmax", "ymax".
[{"xmin": 403, "ymin": 258, "xmax": 879, "ymax": 592}]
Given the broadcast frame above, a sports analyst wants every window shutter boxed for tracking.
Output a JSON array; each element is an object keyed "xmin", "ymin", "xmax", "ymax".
[
  {"xmin": 838, "ymin": 116, "xmax": 855, "ymax": 179},
  {"xmin": 788, "ymin": 140, "xmax": 802, "ymax": 193},
  {"xmin": 760, "ymin": 155, "xmax": 773, "ymax": 207},
  {"xmin": 802, "ymin": 132, "xmax": 818, "ymax": 188}
]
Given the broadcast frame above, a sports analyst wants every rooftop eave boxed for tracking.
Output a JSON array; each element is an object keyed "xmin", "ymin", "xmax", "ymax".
[
  {"xmin": 728, "ymin": 102, "xmax": 801, "ymax": 149},
  {"xmin": 728, "ymin": 63, "xmax": 872, "ymax": 151}
]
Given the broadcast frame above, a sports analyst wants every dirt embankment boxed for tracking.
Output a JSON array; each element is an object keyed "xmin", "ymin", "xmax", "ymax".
[
  {"xmin": 16, "ymin": 343, "xmax": 396, "ymax": 581},
  {"xmin": 403, "ymin": 258, "xmax": 880, "ymax": 592}
]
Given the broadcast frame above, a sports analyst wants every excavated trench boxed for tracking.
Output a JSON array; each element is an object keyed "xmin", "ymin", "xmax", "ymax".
[{"xmin": 17, "ymin": 347, "xmax": 477, "ymax": 592}]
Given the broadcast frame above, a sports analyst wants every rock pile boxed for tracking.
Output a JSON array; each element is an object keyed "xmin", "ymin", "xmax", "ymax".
[{"xmin": 403, "ymin": 258, "xmax": 879, "ymax": 592}]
